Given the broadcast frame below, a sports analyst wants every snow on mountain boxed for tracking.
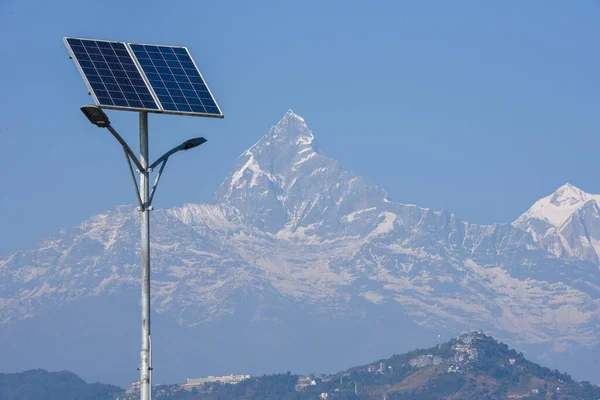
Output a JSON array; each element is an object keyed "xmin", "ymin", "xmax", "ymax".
[
  {"xmin": 214, "ymin": 109, "xmax": 391, "ymax": 235},
  {"xmin": 2, "ymin": 110, "xmax": 600, "ymax": 384},
  {"xmin": 514, "ymin": 183, "xmax": 600, "ymax": 263},
  {"xmin": 514, "ymin": 183, "xmax": 600, "ymax": 229}
]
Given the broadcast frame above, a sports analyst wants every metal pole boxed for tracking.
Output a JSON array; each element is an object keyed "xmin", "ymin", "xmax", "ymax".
[{"xmin": 139, "ymin": 111, "xmax": 151, "ymax": 400}]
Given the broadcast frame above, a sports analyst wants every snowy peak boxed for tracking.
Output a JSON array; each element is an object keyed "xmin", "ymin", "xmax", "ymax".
[
  {"xmin": 514, "ymin": 184, "xmax": 600, "ymax": 229},
  {"xmin": 513, "ymin": 183, "xmax": 600, "ymax": 263},
  {"xmin": 252, "ymin": 109, "xmax": 318, "ymax": 157},
  {"xmin": 281, "ymin": 108, "xmax": 307, "ymax": 125},
  {"xmin": 549, "ymin": 183, "xmax": 590, "ymax": 207},
  {"xmin": 214, "ymin": 110, "xmax": 321, "ymax": 201},
  {"xmin": 214, "ymin": 110, "xmax": 389, "ymax": 233}
]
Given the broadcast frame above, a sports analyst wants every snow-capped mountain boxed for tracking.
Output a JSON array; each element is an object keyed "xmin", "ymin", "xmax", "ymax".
[
  {"xmin": 1, "ymin": 110, "xmax": 600, "ymax": 385},
  {"xmin": 515, "ymin": 183, "xmax": 600, "ymax": 229},
  {"xmin": 214, "ymin": 110, "xmax": 390, "ymax": 235},
  {"xmin": 514, "ymin": 183, "xmax": 600, "ymax": 264}
]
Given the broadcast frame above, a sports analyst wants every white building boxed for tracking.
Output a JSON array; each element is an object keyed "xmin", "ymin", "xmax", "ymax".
[{"xmin": 185, "ymin": 374, "xmax": 250, "ymax": 387}]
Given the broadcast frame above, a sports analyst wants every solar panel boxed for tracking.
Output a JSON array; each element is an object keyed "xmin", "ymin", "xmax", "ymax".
[
  {"xmin": 130, "ymin": 44, "xmax": 222, "ymax": 117},
  {"xmin": 64, "ymin": 37, "xmax": 223, "ymax": 118},
  {"xmin": 65, "ymin": 38, "xmax": 159, "ymax": 111}
]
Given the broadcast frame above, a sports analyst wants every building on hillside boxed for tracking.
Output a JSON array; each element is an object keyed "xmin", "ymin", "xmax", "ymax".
[
  {"xmin": 409, "ymin": 354, "xmax": 444, "ymax": 368},
  {"xmin": 295, "ymin": 376, "xmax": 313, "ymax": 391},
  {"xmin": 452, "ymin": 333, "xmax": 480, "ymax": 367},
  {"xmin": 125, "ymin": 381, "xmax": 140, "ymax": 394},
  {"xmin": 184, "ymin": 374, "xmax": 250, "ymax": 387}
]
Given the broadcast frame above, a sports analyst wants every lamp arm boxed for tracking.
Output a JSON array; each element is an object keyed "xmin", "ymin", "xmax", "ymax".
[
  {"xmin": 148, "ymin": 137, "xmax": 207, "ymax": 170},
  {"xmin": 106, "ymin": 125, "xmax": 145, "ymax": 172},
  {"xmin": 148, "ymin": 144, "xmax": 184, "ymax": 171},
  {"xmin": 146, "ymin": 137, "xmax": 206, "ymax": 206}
]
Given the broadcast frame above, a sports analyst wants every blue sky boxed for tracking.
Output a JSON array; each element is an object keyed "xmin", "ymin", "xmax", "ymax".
[{"xmin": 1, "ymin": 1, "xmax": 599, "ymax": 254}]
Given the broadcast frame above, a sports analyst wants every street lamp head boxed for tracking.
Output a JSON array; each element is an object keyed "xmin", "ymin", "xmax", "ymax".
[
  {"xmin": 182, "ymin": 137, "xmax": 207, "ymax": 150},
  {"xmin": 81, "ymin": 105, "xmax": 111, "ymax": 127}
]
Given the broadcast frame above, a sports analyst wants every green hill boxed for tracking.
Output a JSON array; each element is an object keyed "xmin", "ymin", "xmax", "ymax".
[
  {"xmin": 0, "ymin": 369, "xmax": 123, "ymax": 400},
  {"xmin": 154, "ymin": 332, "xmax": 600, "ymax": 400}
]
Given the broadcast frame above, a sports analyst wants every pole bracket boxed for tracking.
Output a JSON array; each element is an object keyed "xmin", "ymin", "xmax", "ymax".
[{"xmin": 124, "ymin": 148, "xmax": 145, "ymax": 211}]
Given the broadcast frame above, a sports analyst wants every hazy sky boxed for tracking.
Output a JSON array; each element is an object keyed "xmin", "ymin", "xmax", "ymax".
[{"xmin": 1, "ymin": 1, "xmax": 599, "ymax": 254}]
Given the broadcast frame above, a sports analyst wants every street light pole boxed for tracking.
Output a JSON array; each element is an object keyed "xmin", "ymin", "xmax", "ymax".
[
  {"xmin": 139, "ymin": 111, "xmax": 151, "ymax": 400},
  {"xmin": 79, "ymin": 105, "xmax": 207, "ymax": 400}
]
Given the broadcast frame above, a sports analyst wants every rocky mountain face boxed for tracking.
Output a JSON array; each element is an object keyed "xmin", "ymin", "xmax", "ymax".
[
  {"xmin": 1, "ymin": 110, "xmax": 600, "ymax": 386},
  {"xmin": 214, "ymin": 111, "xmax": 390, "ymax": 235}
]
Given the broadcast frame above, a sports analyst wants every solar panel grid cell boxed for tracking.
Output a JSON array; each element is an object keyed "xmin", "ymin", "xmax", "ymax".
[{"xmin": 66, "ymin": 38, "xmax": 159, "ymax": 110}]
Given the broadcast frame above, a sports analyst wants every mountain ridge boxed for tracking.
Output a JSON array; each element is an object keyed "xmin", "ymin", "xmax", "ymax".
[{"xmin": 1, "ymin": 110, "xmax": 600, "ymax": 385}]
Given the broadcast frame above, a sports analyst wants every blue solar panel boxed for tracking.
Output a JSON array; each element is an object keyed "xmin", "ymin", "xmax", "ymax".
[
  {"xmin": 129, "ymin": 44, "xmax": 222, "ymax": 117},
  {"xmin": 65, "ymin": 38, "xmax": 159, "ymax": 110}
]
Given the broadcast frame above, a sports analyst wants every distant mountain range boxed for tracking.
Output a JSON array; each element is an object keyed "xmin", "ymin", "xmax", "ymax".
[
  {"xmin": 6, "ymin": 332, "xmax": 600, "ymax": 400},
  {"xmin": 1, "ymin": 110, "xmax": 600, "ymax": 386}
]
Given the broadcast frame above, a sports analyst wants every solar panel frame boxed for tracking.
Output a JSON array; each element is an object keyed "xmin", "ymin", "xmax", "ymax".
[
  {"xmin": 64, "ymin": 37, "xmax": 161, "ymax": 113},
  {"xmin": 64, "ymin": 37, "xmax": 224, "ymax": 118}
]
